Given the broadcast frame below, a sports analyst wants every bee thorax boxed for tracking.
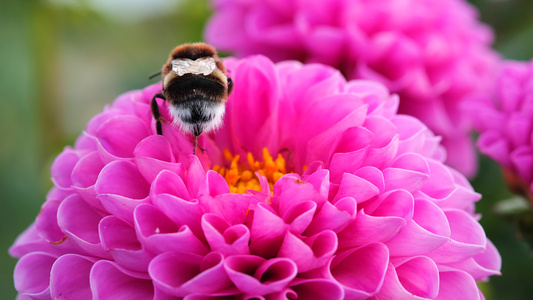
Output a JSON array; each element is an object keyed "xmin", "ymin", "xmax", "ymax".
[{"xmin": 168, "ymin": 100, "xmax": 225, "ymax": 136}]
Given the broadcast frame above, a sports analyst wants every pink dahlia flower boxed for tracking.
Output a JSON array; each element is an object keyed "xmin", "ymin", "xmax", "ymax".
[
  {"xmin": 205, "ymin": 0, "xmax": 500, "ymax": 177},
  {"xmin": 467, "ymin": 59, "xmax": 533, "ymax": 200},
  {"xmin": 11, "ymin": 56, "xmax": 500, "ymax": 299}
]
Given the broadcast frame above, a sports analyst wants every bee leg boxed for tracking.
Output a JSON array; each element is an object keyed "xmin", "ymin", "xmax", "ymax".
[
  {"xmin": 193, "ymin": 135, "xmax": 199, "ymax": 155},
  {"xmin": 192, "ymin": 134, "xmax": 207, "ymax": 155},
  {"xmin": 151, "ymin": 93, "xmax": 166, "ymax": 135},
  {"xmin": 227, "ymin": 77, "xmax": 234, "ymax": 96}
]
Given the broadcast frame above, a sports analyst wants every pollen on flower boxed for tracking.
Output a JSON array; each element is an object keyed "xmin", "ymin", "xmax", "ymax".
[{"xmin": 213, "ymin": 148, "xmax": 286, "ymax": 193}]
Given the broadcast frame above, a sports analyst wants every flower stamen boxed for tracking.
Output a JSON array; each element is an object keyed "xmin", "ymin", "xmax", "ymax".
[{"xmin": 214, "ymin": 148, "xmax": 287, "ymax": 194}]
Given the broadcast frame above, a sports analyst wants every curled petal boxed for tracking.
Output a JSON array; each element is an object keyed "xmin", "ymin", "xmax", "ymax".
[
  {"xmin": 386, "ymin": 199, "xmax": 450, "ymax": 256},
  {"xmin": 426, "ymin": 210, "xmax": 487, "ymax": 264},
  {"xmin": 202, "ymin": 192, "xmax": 258, "ymax": 226},
  {"xmin": 330, "ymin": 243, "xmax": 389, "ymax": 298},
  {"xmin": 249, "ymin": 203, "xmax": 287, "ymax": 258},
  {"xmin": 57, "ymin": 194, "xmax": 110, "ymax": 258},
  {"xmin": 50, "ymin": 254, "xmax": 95, "ymax": 300},
  {"xmin": 134, "ymin": 135, "xmax": 183, "ymax": 183},
  {"xmin": 96, "ymin": 160, "xmax": 151, "ymax": 223},
  {"xmin": 329, "ymin": 148, "xmax": 369, "ymax": 183},
  {"xmin": 151, "ymin": 170, "xmax": 191, "ymax": 200},
  {"xmin": 338, "ymin": 209, "xmax": 405, "ymax": 248},
  {"xmin": 225, "ymin": 255, "xmax": 297, "ymax": 295},
  {"xmin": 96, "ymin": 115, "xmax": 151, "ymax": 163},
  {"xmin": 383, "ymin": 165, "xmax": 429, "ymax": 193},
  {"xmin": 99, "ymin": 216, "xmax": 155, "ymax": 272},
  {"xmin": 90, "ymin": 260, "xmax": 154, "ymax": 299},
  {"xmin": 289, "ymin": 278, "xmax": 344, "ymax": 300},
  {"xmin": 152, "ymin": 193, "xmax": 203, "ymax": 239},
  {"xmin": 50, "ymin": 148, "xmax": 79, "ymax": 190},
  {"xmin": 202, "ymin": 213, "xmax": 250, "ymax": 256},
  {"xmin": 477, "ymin": 131, "xmax": 510, "ymax": 168},
  {"xmin": 134, "ymin": 204, "xmax": 208, "ymax": 255},
  {"xmin": 333, "ymin": 173, "xmax": 380, "ymax": 204},
  {"xmin": 35, "ymin": 200, "xmax": 65, "ymax": 243},
  {"xmin": 150, "ymin": 252, "xmax": 231, "ymax": 297},
  {"xmin": 363, "ymin": 189, "xmax": 414, "ymax": 219},
  {"xmin": 436, "ymin": 271, "xmax": 480, "ymax": 300},
  {"xmin": 278, "ymin": 231, "xmax": 337, "ymax": 272},
  {"xmin": 271, "ymin": 175, "xmax": 322, "ymax": 216},
  {"xmin": 305, "ymin": 196, "xmax": 357, "ymax": 235},
  {"xmin": 394, "ymin": 256, "xmax": 439, "ymax": 299},
  {"xmin": 71, "ymin": 152, "xmax": 106, "ymax": 211},
  {"xmin": 363, "ymin": 135, "xmax": 399, "ymax": 169},
  {"xmin": 96, "ymin": 160, "xmax": 150, "ymax": 199},
  {"xmin": 14, "ymin": 252, "xmax": 56, "ymax": 298}
]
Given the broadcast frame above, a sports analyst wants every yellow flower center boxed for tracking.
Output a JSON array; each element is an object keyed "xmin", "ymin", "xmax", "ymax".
[{"xmin": 212, "ymin": 148, "xmax": 287, "ymax": 194}]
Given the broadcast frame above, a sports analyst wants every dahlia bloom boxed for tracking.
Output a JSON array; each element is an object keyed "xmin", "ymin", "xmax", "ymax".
[
  {"xmin": 467, "ymin": 59, "xmax": 533, "ymax": 200},
  {"xmin": 11, "ymin": 56, "xmax": 500, "ymax": 299},
  {"xmin": 205, "ymin": 0, "xmax": 500, "ymax": 177}
]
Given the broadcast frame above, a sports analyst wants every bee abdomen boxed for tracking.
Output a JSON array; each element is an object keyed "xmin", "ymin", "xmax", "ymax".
[{"xmin": 168, "ymin": 97, "xmax": 226, "ymax": 137}]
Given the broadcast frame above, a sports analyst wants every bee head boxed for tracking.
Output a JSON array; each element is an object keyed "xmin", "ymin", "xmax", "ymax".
[{"xmin": 162, "ymin": 43, "xmax": 229, "ymax": 90}]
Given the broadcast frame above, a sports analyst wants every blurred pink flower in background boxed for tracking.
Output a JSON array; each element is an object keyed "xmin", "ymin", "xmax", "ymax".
[
  {"xmin": 467, "ymin": 59, "xmax": 533, "ymax": 201},
  {"xmin": 11, "ymin": 56, "xmax": 500, "ymax": 299},
  {"xmin": 205, "ymin": 0, "xmax": 500, "ymax": 177}
]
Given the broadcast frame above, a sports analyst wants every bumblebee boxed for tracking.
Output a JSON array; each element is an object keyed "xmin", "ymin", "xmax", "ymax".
[{"xmin": 151, "ymin": 43, "xmax": 233, "ymax": 154}]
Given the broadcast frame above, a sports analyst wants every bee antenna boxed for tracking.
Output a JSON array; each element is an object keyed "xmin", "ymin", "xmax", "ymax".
[{"xmin": 148, "ymin": 71, "xmax": 162, "ymax": 80}]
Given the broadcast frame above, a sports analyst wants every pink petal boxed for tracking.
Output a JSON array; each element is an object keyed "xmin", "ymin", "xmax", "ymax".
[
  {"xmin": 362, "ymin": 135, "xmax": 400, "ymax": 169},
  {"xmin": 249, "ymin": 203, "xmax": 287, "ymax": 258},
  {"xmin": 202, "ymin": 213, "xmax": 250, "ymax": 256},
  {"xmin": 289, "ymin": 278, "xmax": 344, "ymax": 300},
  {"xmin": 278, "ymin": 231, "xmax": 337, "ymax": 272},
  {"xmin": 386, "ymin": 199, "xmax": 450, "ymax": 256},
  {"xmin": 50, "ymin": 254, "xmax": 95, "ymax": 300},
  {"xmin": 150, "ymin": 252, "xmax": 231, "ymax": 297},
  {"xmin": 14, "ymin": 252, "xmax": 56, "ymax": 298},
  {"xmin": 96, "ymin": 160, "xmax": 150, "ymax": 223},
  {"xmin": 330, "ymin": 243, "xmax": 389, "ymax": 298},
  {"xmin": 71, "ymin": 152, "xmax": 106, "ymax": 211},
  {"xmin": 90, "ymin": 260, "xmax": 154, "ymax": 299},
  {"xmin": 95, "ymin": 115, "xmax": 151, "ymax": 162},
  {"xmin": 305, "ymin": 105, "xmax": 369, "ymax": 167},
  {"xmin": 134, "ymin": 204, "xmax": 209, "ymax": 255},
  {"xmin": 329, "ymin": 148, "xmax": 369, "ymax": 183},
  {"xmin": 99, "ymin": 215, "xmax": 155, "ymax": 272},
  {"xmin": 477, "ymin": 131, "xmax": 511, "ymax": 168},
  {"xmin": 305, "ymin": 196, "xmax": 357, "ymax": 235},
  {"xmin": 152, "ymin": 193, "xmax": 203, "ymax": 239},
  {"xmin": 338, "ymin": 209, "xmax": 405, "ymax": 248},
  {"xmin": 151, "ymin": 170, "xmax": 191, "ymax": 201},
  {"xmin": 426, "ymin": 210, "xmax": 486, "ymax": 264},
  {"xmin": 96, "ymin": 160, "xmax": 150, "ymax": 199},
  {"xmin": 363, "ymin": 189, "xmax": 414, "ymax": 219},
  {"xmin": 50, "ymin": 148, "xmax": 79, "ymax": 190},
  {"xmin": 382, "ymin": 165, "xmax": 429, "ymax": 193},
  {"xmin": 333, "ymin": 173, "xmax": 380, "ymax": 204},
  {"xmin": 510, "ymin": 146, "xmax": 533, "ymax": 183},
  {"xmin": 229, "ymin": 56, "xmax": 280, "ymax": 155},
  {"xmin": 271, "ymin": 174, "xmax": 321, "ymax": 214},
  {"xmin": 35, "ymin": 200, "xmax": 65, "ymax": 243},
  {"xmin": 134, "ymin": 135, "xmax": 183, "ymax": 183},
  {"xmin": 57, "ymin": 194, "xmax": 110, "ymax": 258},
  {"xmin": 225, "ymin": 255, "xmax": 297, "ymax": 295},
  {"xmin": 200, "ymin": 192, "xmax": 258, "ymax": 226},
  {"xmin": 185, "ymin": 155, "xmax": 208, "ymax": 197},
  {"xmin": 436, "ymin": 271, "xmax": 480, "ymax": 300},
  {"xmin": 10, "ymin": 223, "xmax": 70, "ymax": 258},
  {"xmin": 394, "ymin": 256, "xmax": 439, "ymax": 299}
]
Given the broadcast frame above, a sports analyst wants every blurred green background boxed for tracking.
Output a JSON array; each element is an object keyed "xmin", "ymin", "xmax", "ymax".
[{"xmin": 1, "ymin": 0, "xmax": 533, "ymax": 298}]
